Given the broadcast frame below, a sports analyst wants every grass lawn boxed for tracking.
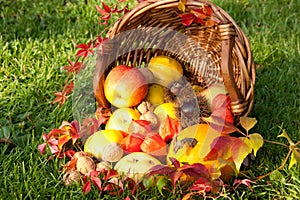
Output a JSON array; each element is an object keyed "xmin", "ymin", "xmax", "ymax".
[{"xmin": 0, "ymin": 0, "xmax": 299, "ymax": 199}]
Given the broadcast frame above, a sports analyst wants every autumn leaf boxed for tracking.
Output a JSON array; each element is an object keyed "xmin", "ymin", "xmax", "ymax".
[
  {"xmin": 189, "ymin": 177, "xmax": 212, "ymax": 192},
  {"xmin": 178, "ymin": 13, "xmax": 195, "ymax": 26},
  {"xmin": 289, "ymin": 148, "xmax": 300, "ymax": 169},
  {"xmin": 82, "ymin": 181, "xmax": 91, "ymax": 194},
  {"xmin": 52, "ymin": 91, "xmax": 68, "ymax": 106},
  {"xmin": 233, "ymin": 178, "xmax": 256, "ymax": 190},
  {"xmin": 277, "ymin": 129, "xmax": 294, "ymax": 145},
  {"xmin": 203, "ymin": 135, "xmax": 233, "ymax": 161},
  {"xmin": 57, "ymin": 134, "xmax": 72, "ymax": 150},
  {"xmin": 248, "ymin": 133, "xmax": 264, "ymax": 156},
  {"xmin": 240, "ymin": 117, "xmax": 257, "ymax": 133},
  {"xmin": 76, "ymin": 42, "xmax": 94, "ymax": 58},
  {"xmin": 178, "ymin": 0, "xmax": 186, "ymax": 12},
  {"xmin": 231, "ymin": 137, "xmax": 252, "ymax": 171},
  {"xmin": 201, "ymin": 115, "xmax": 239, "ymax": 134},
  {"xmin": 159, "ymin": 115, "xmax": 179, "ymax": 142},
  {"xmin": 63, "ymin": 60, "xmax": 84, "ymax": 74}
]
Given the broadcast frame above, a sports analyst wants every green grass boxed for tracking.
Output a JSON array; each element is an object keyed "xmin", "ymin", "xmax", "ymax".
[{"xmin": 0, "ymin": 0, "xmax": 299, "ymax": 199}]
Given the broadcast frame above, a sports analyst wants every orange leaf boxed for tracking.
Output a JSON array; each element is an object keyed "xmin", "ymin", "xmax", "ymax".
[
  {"xmin": 58, "ymin": 134, "xmax": 72, "ymax": 150},
  {"xmin": 159, "ymin": 115, "xmax": 179, "ymax": 142},
  {"xmin": 231, "ymin": 137, "xmax": 252, "ymax": 171}
]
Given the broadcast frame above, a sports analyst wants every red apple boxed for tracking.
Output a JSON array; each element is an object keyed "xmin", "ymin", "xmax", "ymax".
[{"xmin": 104, "ymin": 65, "xmax": 148, "ymax": 108}]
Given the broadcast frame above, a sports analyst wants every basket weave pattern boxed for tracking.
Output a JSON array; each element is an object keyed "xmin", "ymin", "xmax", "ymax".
[{"xmin": 94, "ymin": 0, "xmax": 256, "ymax": 123}]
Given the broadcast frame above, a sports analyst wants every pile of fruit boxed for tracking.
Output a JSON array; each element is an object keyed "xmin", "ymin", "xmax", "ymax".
[{"xmin": 79, "ymin": 55, "xmax": 235, "ymax": 181}]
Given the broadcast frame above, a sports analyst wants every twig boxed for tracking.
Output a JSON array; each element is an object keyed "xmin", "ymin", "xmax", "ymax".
[{"xmin": 263, "ymin": 139, "xmax": 289, "ymax": 148}]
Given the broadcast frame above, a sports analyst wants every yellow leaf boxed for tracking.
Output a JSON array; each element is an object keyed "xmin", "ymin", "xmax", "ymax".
[
  {"xmin": 248, "ymin": 133, "xmax": 264, "ymax": 156},
  {"xmin": 178, "ymin": 1, "xmax": 185, "ymax": 12},
  {"xmin": 232, "ymin": 137, "xmax": 252, "ymax": 172},
  {"xmin": 277, "ymin": 129, "xmax": 294, "ymax": 145},
  {"xmin": 240, "ymin": 117, "xmax": 257, "ymax": 132},
  {"xmin": 288, "ymin": 149, "xmax": 300, "ymax": 169}
]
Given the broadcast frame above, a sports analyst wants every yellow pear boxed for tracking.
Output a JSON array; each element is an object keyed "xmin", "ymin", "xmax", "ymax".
[
  {"xmin": 148, "ymin": 55, "xmax": 183, "ymax": 87},
  {"xmin": 153, "ymin": 102, "xmax": 178, "ymax": 125},
  {"xmin": 145, "ymin": 84, "xmax": 165, "ymax": 106},
  {"xmin": 84, "ymin": 129, "xmax": 124, "ymax": 160},
  {"xmin": 106, "ymin": 107, "xmax": 140, "ymax": 133},
  {"xmin": 114, "ymin": 152, "xmax": 161, "ymax": 182}
]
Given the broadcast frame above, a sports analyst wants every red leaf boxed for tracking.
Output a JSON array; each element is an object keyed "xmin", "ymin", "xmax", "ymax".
[
  {"xmin": 112, "ymin": 4, "xmax": 124, "ymax": 14},
  {"xmin": 123, "ymin": 197, "xmax": 131, "ymax": 200},
  {"xmin": 102, "ymin": 2, "xmax": 111, "ymax": 13},
  {"xmin": 180, "ymin": 163, "xmax": 210, "ymax": 179},
  {"xmin": 147, "ymin": 165, "xmax": 175, "ymax": 177},
  {"xmin": 190, "ymin": 177, "xmax": 212, "ymax": 192},
  {"xmin": 64, "ymin": 150, "xmax": 76, "ymax": 159},
  {"xmin": 233, "ymin": 178, "xmax": 256, "ymax": 189},
  {"xmin": 203, "ymin": 5, "xmax": 214, "ymax": 16},
  {"xmin": 169, "ymin": 171, "xmax": 184, "ymax": 187},
  {"xmin": 159, "ymin": 115, "xmax": 179, "ymax": 142},
  {"xmin": 63, "ymin": 60, "xmax": 84, "ymax": 74},
  {"xmin": 101, "ymin": 13, "xmax": 111, "ymax": 21},
  {"xmin": 121, "ymin": 134, "xmax": 144, "ymax": 152},
  {"xmin": 95, "ymin": 5, "xmax": 109, "ymax": 15},
  {"xmin": 203, "ymin": 135, "xmax": 233, "ymax": 161},
  {"xmin": 169, "ymin": 157, "xmax": 181, "ymax": 168},
  {"xmin": 52, "ymin": 92, "xmax": 68, "ymax": 105},
  {"xmin": 82, "ymin": 181, "xmax": 91, "ymax": 194},
  {"xmin": 91, "ymin": 176, "xmax": 102, "ymax": 191},
  {"xmin": 179, "ymin": 13, "xmax": 195, "ymax": 26},
  {"xmin": 38, "ymin": 143, "xmax": 46, "ymax": 155},
  {"xmin": 202, "ymin": 114, "xmax": 238, "ymax": 134},
  {"xmin": 75, "ymin": 42, "xmax": 94, "ymax": 58}
]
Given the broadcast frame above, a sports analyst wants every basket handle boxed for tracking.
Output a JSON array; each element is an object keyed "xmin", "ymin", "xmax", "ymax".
[{"xmin": 220, "ymin": 27, "xmax": 248, "ymax": 116}]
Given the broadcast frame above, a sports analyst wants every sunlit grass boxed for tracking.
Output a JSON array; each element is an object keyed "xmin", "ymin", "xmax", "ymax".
[{"xmin": 0, "ymin": 0, "xmax": 299, "ymax": 199}]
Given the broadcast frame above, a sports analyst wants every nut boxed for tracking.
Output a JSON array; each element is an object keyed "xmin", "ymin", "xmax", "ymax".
[
  {"xmin": 76, "ymin": 156, "xmax": 95, "ymax": 175},
  {"xmin": 140, "ymin": 111, "xmax": 160, "ymax": 130},
  {"xmin": 96, "ymin": 161, "xmax": 111, "ymax": 171},
  {"xmin": 137, "ymin": 101, "xmax": 152, "ymax": 114},
  {"xmin": 73, "ymin": 151, "xmax": 89, "ymax": 159},
  {"xmin": 63, "ymin": 169, "xmax": 81, "ymax": 186},
  {"xmin": 101, "ymin": 143, "xmax": 124, "ymax": 163}
]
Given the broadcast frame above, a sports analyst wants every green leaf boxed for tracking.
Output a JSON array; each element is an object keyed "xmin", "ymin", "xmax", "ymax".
[
  {"xmin": 231, "ymin": 137, "xmax": 252, "ymax": 172},
  {"xmin": 248, "ymin": 133, "xmax": 264, "ymax": 156},
  {"xmin": 269, "ymin": 170, "xmax": 286, "ymax": 182},
  {"xmin": 288, "ymin": 149, "xmax": 300, "ymax": 169},
  {"xmin": 240, "ymin": 117, "xmax": 257, "ymax": 132},
  {"xmin": 156, "ymin": 176, "xmax": 169, "ymax": 196},
  {"xmin": 277, "ymin": 129, "xmax": 294, "ymax": 145}
]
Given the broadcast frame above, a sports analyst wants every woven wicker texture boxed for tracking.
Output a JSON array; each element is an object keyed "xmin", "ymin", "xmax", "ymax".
[{"xmin": 94, "ymin": 0, "xmax": 256, "ymax": 123}]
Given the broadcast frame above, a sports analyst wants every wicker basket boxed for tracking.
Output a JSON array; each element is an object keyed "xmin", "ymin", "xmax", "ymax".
[{"xmin": 93, "ymin": 0, "xmax": 256, "ymax": 125}]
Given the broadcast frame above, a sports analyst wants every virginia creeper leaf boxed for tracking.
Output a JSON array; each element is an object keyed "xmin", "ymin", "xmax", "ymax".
[
  {"xmin": 156, "ymin": 176, "xmax": 169, "ymax": 196},
  {"xmin": 240, "ymin": 117, "xmax": 257, "ymax": 132},
  {"xmin": 169, "ymin": 171, "xmax": 184, "ymax": 187},
  {"xmin": 57, "ymin": 134, "xmax": 72, "ymax": 150},
  {"xmin": 277, "ymin": 129, "xmax": 294, "ymax": 145},
  {"xmin": 179, "ymin": 13, "xmax": 195, "ymax": 26},
  {"xmin": 231, "ymin": 137, "xmax": 252, "ymax": 171},
  {"xmin": 82, "ymin": 181, "xmax": 91, "ymax": 194},
  {"xmin": 203, "ymin": 135, "xmax": 233, "ymax": 161},
  {"xmin": 178, "ymin": 0, "xmax": 186, "ymax": 12},
  {"xmin": 248, "ymin": 133, "xmax": 264, "ymax": 156},
  {"xmin": 289, "ymin": 149, "xmax": 300, "ymax": 169},
  {"xmin": 189, "ymin": 177, "xmax": 212, "ymax": 192}
]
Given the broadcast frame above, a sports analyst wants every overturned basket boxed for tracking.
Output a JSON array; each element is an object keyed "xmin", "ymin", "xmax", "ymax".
[{"xmin": 94, "ymin": 0, "xmax": 256, "ymax": 125}]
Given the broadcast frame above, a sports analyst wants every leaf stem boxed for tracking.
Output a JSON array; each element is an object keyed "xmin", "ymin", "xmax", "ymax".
[{"xmin": 263, "ymin": 139, "xmax": 289, "ymax": 148}]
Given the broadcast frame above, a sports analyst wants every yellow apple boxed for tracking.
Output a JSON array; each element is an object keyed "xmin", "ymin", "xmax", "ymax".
[
  {"xmin": 114, "ymin": 152, "xmax": 161, "ymax": 182},
  {"xmin": 153, "ymin": 102, "xmax": 178, "ymax": 125},
  {"xmin": 145, "ymin": 84, "xmax": 165, "ymax": 106},
  {"xmin": 84, "ymin": 129, "xmax": 124, "ymax": 160},
  {"xmin": 147, "ymin": 56, "xmax": 183, "ymax": 87},
  {"xmin": 104, "ymin": 65, "xmax": 148, "ymax": 108},
  {"xmin": 106, "ymin": 107, "xmax": 141, "ymax": 133}
]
